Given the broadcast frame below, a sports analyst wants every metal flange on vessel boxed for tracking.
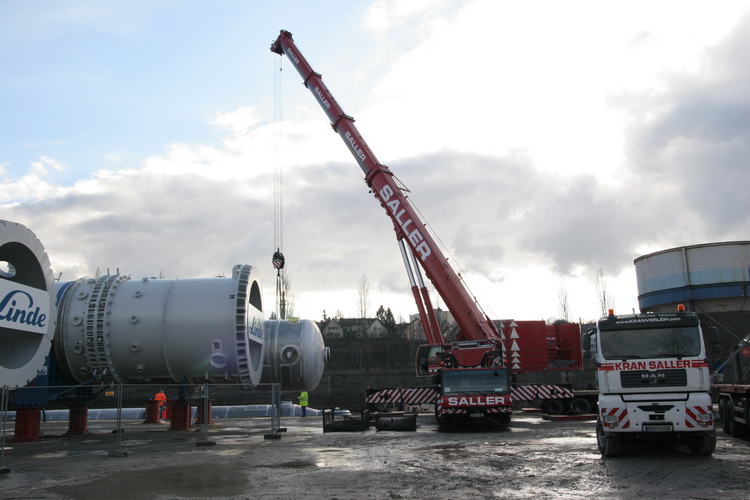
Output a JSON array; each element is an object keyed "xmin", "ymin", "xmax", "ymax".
[
  {"xmin": 55, "ymin": 264, "xmax": 268, "ymax": 387},
  {"xmin": 0, "ymin": 220, "xmax": 56, "ymax": 388}
]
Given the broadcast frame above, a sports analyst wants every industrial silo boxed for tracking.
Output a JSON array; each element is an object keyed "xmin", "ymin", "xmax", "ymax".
[{"xmin": 635, "ymin": 242, "xmax": 750, "ymax": 382}]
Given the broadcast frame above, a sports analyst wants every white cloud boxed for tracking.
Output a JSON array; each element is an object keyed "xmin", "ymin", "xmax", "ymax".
[
  {"xmin": 31, "ymin": 156, "xmax": 67, "ymax": 176},
  {"xmin": 0, "ymin": 174, "xmax": 60, "ymax": 204},
  {"xmin": 363, "ymin": 0, "xmax": 453, "ymax": 33},
  {"xmin": 359, "ymin": 0, "xmax": 750, "ymax": 185},
  {"xmin": 211, "ymin": 106, "xmax": 262, "ymax": 138},
  {"xmin": 3, "ymin": 1, "xmax": 750, "ymax": 325},
  {"xmin": 0, "ymin": 156, "xmax": 70, "ymax": 203}
]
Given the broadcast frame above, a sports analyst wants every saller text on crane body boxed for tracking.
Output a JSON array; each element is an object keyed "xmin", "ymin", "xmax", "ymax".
[
  {"xmin": 445, "ymin": 396, "xmax": 507, "ymax": 407},
  {"xmin": 378, "ymin": 185, "xmax": 431, "ymax": 260}
]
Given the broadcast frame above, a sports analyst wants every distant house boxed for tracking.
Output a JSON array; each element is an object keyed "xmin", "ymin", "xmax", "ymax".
[
  {"xmin": 399, "ymin": 317, "xmax": 426, "ymax": 342},
  {"xmin": 318, "ymin": 318, "xmax": 388, "ymax": 340},
  {"xmin": 404, "ymin": 308, "xmax": 459, "ymax": 341},
  {"xmin": 319, "ymin": 319, "xmax": 344, "ymax": 339},
  {"xmin": 317, "ymin": 309, "xmax": 458, "ymax": 342}
]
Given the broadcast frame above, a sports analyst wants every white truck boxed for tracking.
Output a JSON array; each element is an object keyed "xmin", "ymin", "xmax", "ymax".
[{"xmin": 586, "ymin": 306, "xmax": 717, "ymax": 456}]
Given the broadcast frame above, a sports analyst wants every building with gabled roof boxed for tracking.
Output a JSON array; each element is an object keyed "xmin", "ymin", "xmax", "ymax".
[{"xmin": 317, "ymin": 318, "xmax": 388, "ymax": 340}]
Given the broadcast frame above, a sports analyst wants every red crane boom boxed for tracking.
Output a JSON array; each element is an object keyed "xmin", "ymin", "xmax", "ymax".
[{"xmin": 271, "ymin": 30, "xmax": 500, "ymax": 344}]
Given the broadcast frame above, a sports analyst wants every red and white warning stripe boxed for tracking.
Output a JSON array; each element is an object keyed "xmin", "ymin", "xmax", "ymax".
[
  {"xmin": 685, "ymin": 405, "xmax": 714, "ymax": 429},
  {"xmin": 511, "ymin": 384, "xmax": 574, "ymax": 402},
  {"xmin": 600, "ymin": 407, "xmax": 630, "ymax": 430},
  {"xmin": 438, "ymin": 406, "xmax": 511, "ymax": 415},
  {"xmin": 366, "ymin": 387, "xmax": 437, "ymax": 405}
]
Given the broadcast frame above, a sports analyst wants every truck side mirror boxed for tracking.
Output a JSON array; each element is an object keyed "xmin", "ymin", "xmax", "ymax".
[
  {"xmin": 582, "ymin": 330, "xmax": 593, "ymax": 359},
  {"xmin": 708, "ymin": 326, "xmax": 722, "ymax": 355}
]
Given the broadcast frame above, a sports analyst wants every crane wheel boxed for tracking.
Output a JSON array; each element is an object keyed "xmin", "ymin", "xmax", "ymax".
[{"xmin": 543, "ymin": 399, "xmax": 565, "ymax": 415}]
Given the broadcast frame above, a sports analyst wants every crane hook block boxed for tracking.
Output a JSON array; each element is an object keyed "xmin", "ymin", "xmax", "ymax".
[{"xmin": 272, "ymin": 250, "xmax": 285, "ymax": 270}]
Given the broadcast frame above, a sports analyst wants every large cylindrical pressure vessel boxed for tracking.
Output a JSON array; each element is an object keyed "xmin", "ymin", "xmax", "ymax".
[
  {"xmin": 262, "ymin": 319, "xmax": 330, "ymax": 391},
  {"xmin": 55, "ymin": 264, "xmax": 265, "ymax": 386},
  {"xmin": 0, "ymin": 221, "xmax": 56, "ymax": 388}
]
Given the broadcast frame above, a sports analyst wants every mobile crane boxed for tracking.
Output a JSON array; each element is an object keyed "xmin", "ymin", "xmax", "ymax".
[{"xmin": 271, "ymin": 30, "xmax": 513, "ymax": 425}]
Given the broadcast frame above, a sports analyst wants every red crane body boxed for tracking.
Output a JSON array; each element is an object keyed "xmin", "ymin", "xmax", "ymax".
[
  {"xmin": 271, "ymin": 30, "xmax": 590, "ymax": 426},
  {"xmin": 271, "ymin": 30, "xmax": 500, "ymax": 346}
]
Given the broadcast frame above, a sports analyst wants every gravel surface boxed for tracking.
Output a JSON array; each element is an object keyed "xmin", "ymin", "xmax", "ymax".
[{"xmin": 2, "ymin": 413, "xmax": 749, "ymax": 499}]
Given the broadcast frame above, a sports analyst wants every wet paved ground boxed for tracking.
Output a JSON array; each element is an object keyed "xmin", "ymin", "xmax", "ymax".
[{"xmin": 2, "ymin": 413, "xmax": 750, "ymax": 499}]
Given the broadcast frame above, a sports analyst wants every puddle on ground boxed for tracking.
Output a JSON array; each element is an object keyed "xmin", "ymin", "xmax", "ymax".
[
  {"xmin": 538, "ymin": 436, "xmax": 590, "ymax": 445},
  {"xmin": 257, "ymin": 458, "xmax": 318, "ymax": 468},
  {"xmin": 33, "ymin": 451, "xmax": 77, "ymax": 459},
  {"xmin": 48, "ymin": 463, "xmax": 251, "ymax": 499},
  {"xmin": 309, "ymin": 447, "xmax": 358, "ymax": 468},
  {"xmin": 119, "ymin": 439, "xmax": 151, "ymax": 446},
  {"xmin": 253, "ymin": 447, "xmax": 358, "ymax": 469},
  {"xmin": 214, "ymin": 434, "xmax": 253, "ymax": 446},
  {"xmin": 214, "ymin": 448, "xmax": 251, "ymax": 457}
]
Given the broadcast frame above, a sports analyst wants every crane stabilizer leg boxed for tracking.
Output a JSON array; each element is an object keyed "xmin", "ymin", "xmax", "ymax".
[
  {"xmin": 398, "ymin": 240, "xmax": 443, "ymax": 345},
  {"xmin": 409, "ymin": 245, "xmax": 444, "ymax": 344}
]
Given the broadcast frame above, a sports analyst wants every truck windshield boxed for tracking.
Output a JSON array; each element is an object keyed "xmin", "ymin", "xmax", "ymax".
[
  {"xmin": 442, "ymin": 368, "xmax": 509, "ymax": 394},
  {"xmin": 600, "ymin": 327, "xmax": 702, "ymax": 359}
]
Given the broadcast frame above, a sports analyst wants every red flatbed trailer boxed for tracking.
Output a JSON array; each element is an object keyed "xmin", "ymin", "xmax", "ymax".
[{"xmin": 715, "ymin": 384, "xmax": 750, "ymax": 437}]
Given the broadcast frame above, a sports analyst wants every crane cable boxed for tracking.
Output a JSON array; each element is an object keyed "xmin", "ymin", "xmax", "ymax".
[
  {"xmin": 409, "ymin": 194, "xmax": 498, "ymax": 322},
  {"xmin": 272, "ymin": 54, "xmax": 286, "ymax": 319}
]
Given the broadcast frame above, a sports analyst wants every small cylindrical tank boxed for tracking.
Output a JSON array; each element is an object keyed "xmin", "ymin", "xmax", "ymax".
[{"xmin": 262, "ymin": 318, "xmax": 330, "ymax": 391}]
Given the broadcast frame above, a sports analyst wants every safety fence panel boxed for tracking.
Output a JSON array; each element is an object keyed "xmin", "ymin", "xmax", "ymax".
[{"xmin": 0, "ymin": 383, "xmax": 294, "ymax": 469}]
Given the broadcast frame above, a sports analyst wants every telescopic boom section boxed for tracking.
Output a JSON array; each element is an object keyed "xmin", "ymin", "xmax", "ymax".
[{"xmin": 271, "ymin": 30, "xmax": 500, "ymax": 342}]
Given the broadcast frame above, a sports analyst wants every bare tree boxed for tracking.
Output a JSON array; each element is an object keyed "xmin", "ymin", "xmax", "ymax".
[
  {"xmin": 357, "ymin": 274, "xmax": 370, "ymax": 319},
  {"xmin": 276, "ymin": 271, "xmax": 295, "ymax": 319},
  {"xmin": 595, "ymin": 268, "xmax": 615, "ymax": 317},
  {"xmin": 282, "ymin": 271, "xmax": 295, "ymax": 318},
  {"xmin": 357, "ymin": 274, "xmax": 372, "ymax": 367},
  {"xmin": 558, "ymin": 280, "xmax": 570, "ymax": 323}
]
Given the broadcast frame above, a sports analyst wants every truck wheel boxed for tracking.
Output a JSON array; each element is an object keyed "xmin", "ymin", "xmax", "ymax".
[
  {"xmin": 688, "ymin": 430, "xmax": 717, "ymax": 456},
  {"xmin": 720, "ymin": 399, "xmax": 731, "ymax": 434},
  {"xmin": 495, "ymin": 413, "xmax": 511, "ymax": 425},
  {"xmin": 572, "ymin": 397, "xmax": 592, "ymax": 415},
  {"xmin": 435, "ymin": 412, "xmax": 449, "ymax": 428},
  {"xmin": 596, "ymin": 422, "xmax": 622, "ymax": 457},
  {"xmin": 543, "ymin": 399, "xmax": 565, "ymax": 415},
  {"xmin": 728, "ymin": 407, "xmax": 747, "ymax": 438}
]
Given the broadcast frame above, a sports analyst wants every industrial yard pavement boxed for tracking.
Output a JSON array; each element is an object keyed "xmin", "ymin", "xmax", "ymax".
[{"xmin": 2, "ymin": 413, "xmax": 750, "ymax": 499}]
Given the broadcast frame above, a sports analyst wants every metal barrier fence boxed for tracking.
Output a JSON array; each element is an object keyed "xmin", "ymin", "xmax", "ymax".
[{"xmin": 0, "ymin": 383, "xmax": 297, "ymax": 469}]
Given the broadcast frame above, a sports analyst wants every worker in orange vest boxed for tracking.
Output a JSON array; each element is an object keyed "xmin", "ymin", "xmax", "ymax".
[{"xmin": 154, "ymin": 390, "xmax": 167, "ymax": 420}]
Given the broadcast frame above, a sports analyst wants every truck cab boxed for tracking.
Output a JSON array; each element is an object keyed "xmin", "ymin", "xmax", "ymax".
[
  {"xmin": 589, "ymin": 307, "xmax": 716, "ymax": 456},
  {"xmin": 433, "ymin": 366, "xmax": 512, "ymax": 426}
]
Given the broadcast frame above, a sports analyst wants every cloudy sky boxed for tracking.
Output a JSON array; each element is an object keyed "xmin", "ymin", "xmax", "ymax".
[{"xmin": 3, "ymin": 0, "xmax": 750, "ymax": 325}]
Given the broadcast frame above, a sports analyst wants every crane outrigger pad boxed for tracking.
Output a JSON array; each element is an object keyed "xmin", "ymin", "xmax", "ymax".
[
  {"xmin": 375, "ymin": 413, "xmax": 417, "ymax": 431},
  {"xmin": 322, "ymin": 408, "xmax": 370, "ymax": 432}
]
